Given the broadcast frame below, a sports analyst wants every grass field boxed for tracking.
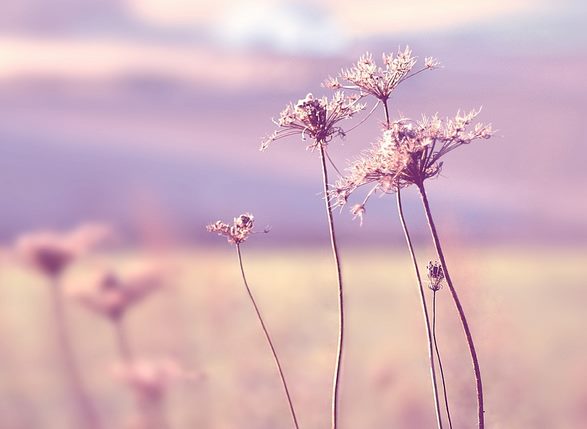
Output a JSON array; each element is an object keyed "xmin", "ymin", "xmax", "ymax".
[{"xmin": 0, "ymin": 244, "xmax": 585, "ymax": 428}]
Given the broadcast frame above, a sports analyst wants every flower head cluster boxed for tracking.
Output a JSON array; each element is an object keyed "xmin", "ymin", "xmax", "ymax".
[
  {"xmin": 324, "ymin": 47, "xmax": 440, "ymax": 101},
  {"xmin": 427, "ymin": 261, "xmax": 445, "ymax": 292},
  {"xmin": 261, "ymin": 92, "xmax": 365, "ymax": 151},
  {"xmin": 207, "ymin": 213, "xmax": 267, "ymax": 245},
  {"xmin": 71, "ymin": 267, "xmax": 163, "ymax": 320},
  {"xmin": 332, "ymin": 110, "xmax": 493, "ymax": 213},
  {"xmin": 15, "ymin": 224, "xmax": 112, "ymax": 278}
]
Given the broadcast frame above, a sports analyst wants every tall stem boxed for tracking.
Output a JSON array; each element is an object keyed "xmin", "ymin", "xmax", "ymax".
[
  {"xmin": 396, "ymin": 190, "xmax": 443, "ymax": 429},
  {"xmin": 113, "ymin": 317, "xmax": 133, "ymax": 364},
  {"xmin": 382, "ymin": 98, "xmax": 390, "ymax": 125},
  {"xmin": 318, "ymin": 144, "xmax": 345, "ymax": 429},
  {"xmin": 49, "ymin": 278, "xmax": 100, "ymax": 429},
  {"xmin": 432, "ymin": 291, "xmax": 454, "ymax": 429},
  {"xmin": 417, "ymin": 183, "xmax": 484, "ymax": 429},
  {"xmin": 236, "ymin": 245, "xmax": 300, "ymax": 429}
]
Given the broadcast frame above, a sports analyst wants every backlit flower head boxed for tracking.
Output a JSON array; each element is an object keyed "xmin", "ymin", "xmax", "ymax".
[
  {"xmin": 325, "ymin": 47, "xmax": 440, "ymax": 101},
  {"xmin": 207, "ymin": 213, "xmax": 267, "ymax": 245},
  {"xmin": 71, "ymin": 267, "xmax": 163, "ymax": 320},
  {"xmin": 332, "ymin": 110, "xmax": 492, "ymax": 219},
  {"xmin": 261, "ymin": 92, "xmax": 365, "ymax": 151}
]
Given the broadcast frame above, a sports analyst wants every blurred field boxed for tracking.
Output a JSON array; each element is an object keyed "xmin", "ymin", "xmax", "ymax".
[{"xmin": 0, "ymin": 244, "xmax": 586, "ymax": 429}]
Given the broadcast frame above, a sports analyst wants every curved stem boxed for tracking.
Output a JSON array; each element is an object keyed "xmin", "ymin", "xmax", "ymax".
[
  {"xmin": 396, "ymin": 190, "xmax": 443, "ymax": 429},
  {"xmin": 318, "ymin": 144, "xmax": 345, "ymax": 429},
  {"xmin": 417, "ymin": 183, "xmax": 484, "ymax": 429},
  {"xmin": 50, "ymin": 278, "xmax": 101, "ymax": 429},
  {"xmin": 236, "ymin": 245, "xmax": 300, "ymax": 429},
  {"xmin": 432, "ymin": 291, "xmax": 454, "ymax": 429}
]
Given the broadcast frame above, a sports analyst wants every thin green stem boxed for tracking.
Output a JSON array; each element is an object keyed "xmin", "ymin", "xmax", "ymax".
[
  {"xmin": 318, "ymin": 144, "xmax": 345, "ymax": 429},
  {"xmin": 236, "ymin": 245, "xmax": 300, "ymax": 429},
  {"xmin": 417, "ymin": 182, "xmax": 484, "ymax": 429},
  {"xmin": 432, "ymin": 291, "xmax": 454, "ymax": 429},
  {"xmin": 49, "ymin": 278, "xmax": 101, "ymax": 429},
  {"xmin": 396, "ymin": 190, "xmax": 443, "ymax": 429}
]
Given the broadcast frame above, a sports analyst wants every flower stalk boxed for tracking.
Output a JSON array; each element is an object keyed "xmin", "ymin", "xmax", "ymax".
[
  {"xmin": 319, "ymin": 144, "xmax": 346, "ymax": 429},
  {"xmin": 236, "ymin": 244, "xmax": 300, "ymax": 429},
  {"xmin": 50, "ymin": 277, "xmax": 101, "ymax": 429},
  {"xmin": 418, "ymin": 183, "xmax": 484, "ymax": 429},
  {"xmin": 396, "ymin": 189, "xmax": 443, "ymax": 429},
  {"xmin": 208, "ymin": 214, "xmax": 299, "ymax": 429}
]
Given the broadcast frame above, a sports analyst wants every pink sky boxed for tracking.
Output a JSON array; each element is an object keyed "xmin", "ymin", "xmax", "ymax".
[{"xmin": 0, "ymin": 0, "xmax": 585, "ymax": 242}]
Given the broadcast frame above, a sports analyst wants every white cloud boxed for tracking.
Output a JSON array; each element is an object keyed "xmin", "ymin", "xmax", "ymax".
[{"xmin": 214, "ymin": 1, "xmax": 346, "ymax": 54}]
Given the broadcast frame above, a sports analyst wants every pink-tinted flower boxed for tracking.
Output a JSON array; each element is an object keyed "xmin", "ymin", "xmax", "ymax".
[
  {"xmin": 15, "ymin": 224, "xmax": 113, "ymax": 277},
  {"xmin": 325, "ymin": 47, "xmax": 439, "ymax": 101},
  {"xmin": 261, "ymin": 92, "xmax": 365, "ymax": 151},
  {"xmin": 332, "ymin": 110, "xmax": 493, "ymax": 217},
  {"xmin": 71, "ymin": 267, "xmax": 163, "ymax": 320},
  {"xmin": 206, "ymin": 213, "xmax": 267, "ymax": 245}
]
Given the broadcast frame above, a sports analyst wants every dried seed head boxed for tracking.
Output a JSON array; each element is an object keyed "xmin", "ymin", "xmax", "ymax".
[
  {"xmin": 207, "ymin": 212, "xmax": 265, "ymax": 245},
  {"xmin": 427, "ymin": 261, "xmax": 445, "ymax": 291},
  {"xmin": 261, "ymin": 92, "xmax": 365, "ymax": 151},
  {"xmin": 325, "ymin": 47, "xmax": 439, "ymax": 101},
  {"xmin": 332, "ymin": 110, "xmax": 493, "ymax": 215}
]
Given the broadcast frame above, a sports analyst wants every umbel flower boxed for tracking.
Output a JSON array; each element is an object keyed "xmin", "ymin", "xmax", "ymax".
[
  {"xmin": 15, "ymin": 224, "xmax": 112, "ymax": 278},
  {"xmin": 261, "ymin": 92, "xmax": 365, "ymax": 151},
  {"xmin": 206, "ymin": 213, "xmax": 267, "ymax": 244},
  {"xmin": 332, "ymin": 109, "xmax": 493, "ymax": 212},
  {"xmin": 324, "ymin": 47, "xmax": 440, "ymax": 102},
  {"xmin": 71, "ymin": 268, "xmax": 163, "ymax": 321}
]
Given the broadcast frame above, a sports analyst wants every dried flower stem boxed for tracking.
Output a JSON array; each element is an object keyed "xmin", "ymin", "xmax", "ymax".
[
  {"xmin": 417, "ymin": 183, "xmax": 484, "ymax": 429},
  {"xmin": 432, "ymin": 290, "xmax": 454, "ymax": 429},
  {"xmin": 318, "ymin": 144, "xmax": 345, "ymax": 429},
  {"xmin": 396, "ymin": 189, "xmax": 443, "ymax": 429},
  {"xmin": 49, "ymin": 278, "xmax": 101, "ymax": 429},
  {"xmin": 235, "ymin": 244, "xmax": 300, "ymax": 429},
  {"xmin": 383, "ymin": 96, "xmax": 442, "ymax": 427}
]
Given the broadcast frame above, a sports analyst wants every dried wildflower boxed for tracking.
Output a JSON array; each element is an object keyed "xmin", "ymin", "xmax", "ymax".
[
  {"xmin": 331, "ymin": 127, "xmax": 410, "ymax": 209},
  {"xmin": 15, "ymin": 224, "xmax": 112, "ymax": 278},
  {"xmin": 332, "ymin": 110, "xmax": 493, "ymax": 218},
  {"xmin": 325, "ymin": 47, "xmax": 439, "ymax": 101},
  {"xmin": 71, "ymin": 268, "xmax": 163, "ymax": 320},
  {"xmin": 261, "ymin": 92, "xmax": 365, "ymax": 150},
  {"xmin": 427, "ymin": 261, "xmax": 445, "ymax": 291},
  {"xmin": 206, "ymin": 213, "xmax": 267, "ymax": 245}
]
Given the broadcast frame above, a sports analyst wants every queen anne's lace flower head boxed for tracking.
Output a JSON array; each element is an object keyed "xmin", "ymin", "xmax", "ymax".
[
  {"xmin": 261, "ymin": 92, "xmax": 365, "ymax": 151},
  {"xmin": 207, "ymin": 213, "xmax": 267, "ymax": 245},
  {"xmin": 332, "ymin": 109, "xmax": 493, "ymax": 217},
  {"xmin": 324, "ymin": 47, "xmax": 440, "ymax": 101}
]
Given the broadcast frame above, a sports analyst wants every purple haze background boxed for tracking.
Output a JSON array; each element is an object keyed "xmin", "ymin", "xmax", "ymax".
[{"xmin": 1, "ymin": 0, "xmax": 586, "ymax": 245}]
